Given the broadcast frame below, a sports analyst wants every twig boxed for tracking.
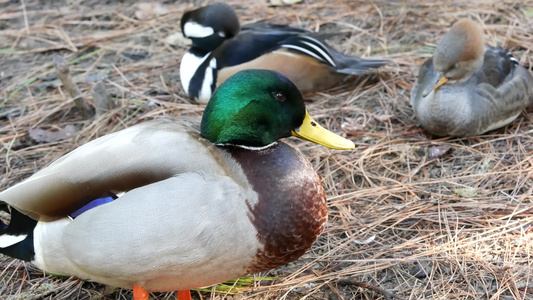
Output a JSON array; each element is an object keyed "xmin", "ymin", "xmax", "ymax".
[
  {"xmin": 53, "ymin": 55, "xmax": 95, "ymax": 118},
  {"xmin": 20, "ymin": 0, "xmax": 29, "ymax": 33},
  {"xmin": 337, "ymin": 279, "xmax": 405, "ymax": 300},
  {"xmin": 91, "ymin": 81, "xmax": 113, "ymax": 117}
]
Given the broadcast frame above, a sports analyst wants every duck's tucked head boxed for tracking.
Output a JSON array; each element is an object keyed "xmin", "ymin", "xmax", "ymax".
[
  {"xmin": 181, "ymin": 3, "xmax": 240, "ymax": 51},
  {"xmin": 430, "ymin": 19, "xmax": 485, "ymax": 91},
  {"xmin": 201, "ymin": 69, "xmax": 354, "ymax": 150}
]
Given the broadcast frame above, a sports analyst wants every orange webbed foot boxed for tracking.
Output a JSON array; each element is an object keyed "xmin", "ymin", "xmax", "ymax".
[
  {"xmin": 178, "ymin": 290, "xmax": 192, "ymax": 300},
  {"xmin": 133, "ymin": 285, "xmax": 149, "ymax": 300}
]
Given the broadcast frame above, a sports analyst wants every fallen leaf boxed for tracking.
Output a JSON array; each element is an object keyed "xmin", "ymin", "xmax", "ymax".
[
  {"xmin": 476, "ymin": 158, "xmax": 495, "ymax": 174},
  {"xmin": 372, "ymin": 113, "xmax": 393, "ymax": 123},
  {"xmin": 29, "ymin": 125, "xmax": 77, "ymax": 143},
  {"xmin": 352, "ymin": 235, "xmax": 376, "ymax": 245},
  {"xmin": 454, "ymin": 187, "xmax": 478, "ymax": 198},
  {"xmin": 427, "ymin": 144, "xmax": 452, "ymax": 159}
]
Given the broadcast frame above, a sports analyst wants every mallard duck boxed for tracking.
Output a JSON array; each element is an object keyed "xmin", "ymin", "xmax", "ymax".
[
  {"xmin": 179, "ymin": 3, "xmax": 387, "ymax": 103},
  {"xmin": 411, "ymin": 18, "xmax": 533, "ymax": 137},
  {"xmin": 0, "ymin": 69, "xmax": 354, "ymax": 300}
]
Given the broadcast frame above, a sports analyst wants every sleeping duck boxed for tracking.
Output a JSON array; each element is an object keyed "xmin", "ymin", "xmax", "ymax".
[
  {"xmin": 0, "ymin": 69, "xmax": 354, "ymax": 299},
  {"xmin": 411, "ymin": 18, "xmax": 533, "ymax": 137},
  {"xmin": 180, "ymin": 3, "xmax": 387, "ymax": 103}
]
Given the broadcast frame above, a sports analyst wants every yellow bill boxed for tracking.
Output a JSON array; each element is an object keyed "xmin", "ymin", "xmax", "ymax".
[
  {"xmin": 433, "ymin": 76, "xmax": 448, "ymax": 91},
  {"xmin": 292, "ymin": 111, "xmax": 355, "ymax": 150}
]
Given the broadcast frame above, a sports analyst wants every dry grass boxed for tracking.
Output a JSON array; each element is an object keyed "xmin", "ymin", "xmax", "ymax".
[{"xmin": 1, "ymin": 0, "xmax": 533, "ymax": 299}]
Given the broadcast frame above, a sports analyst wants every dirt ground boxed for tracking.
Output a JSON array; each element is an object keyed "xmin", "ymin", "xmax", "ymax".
[{"xmin": 1, "ymin": 0, "xmax": 533, "ymax": 299}]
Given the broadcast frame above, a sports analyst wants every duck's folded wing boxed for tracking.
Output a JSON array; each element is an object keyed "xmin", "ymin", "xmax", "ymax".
[
  {"xmin": 0, "ymin": 119, "xmax": 222, "ymax": 221},
  {"xmin": 473, "ymin": 48, "xmax": 533, "ymax": 117},
  {"xmin": 470, "ymin": 65, "xmax": 533, "ymax": 134},
  {"xmin": 214, "ymin": 29, "xmax": 293, "ymax": 69},
  {"xmin": 481, "ymin": 47, "xmax": 518, "ymax": 86},
  {"xmin": 52, "ymin": 172, "xmax": 257, "ymax": 289},
  {"xmin": 216, "ymin": 24, "xmax": 336, "ymax": 70},
  {"xmin": 476, "ymin": 64, "xmax": 533, "ymax": 111}
]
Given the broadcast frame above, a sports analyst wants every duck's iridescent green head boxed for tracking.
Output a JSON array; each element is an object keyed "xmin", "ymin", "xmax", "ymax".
[
  {"xmin": 201, "ymin": 69, "xmax": 354, "ymax": 150},
  {"xmin": 201, "ymin": 70, "xmax": 304, "ymax": 147}
]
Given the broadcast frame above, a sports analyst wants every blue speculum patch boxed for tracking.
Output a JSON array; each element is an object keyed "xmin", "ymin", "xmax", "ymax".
[{"xmin": 70, "ymin": 196, "xmax": 115, "ymax": 218}]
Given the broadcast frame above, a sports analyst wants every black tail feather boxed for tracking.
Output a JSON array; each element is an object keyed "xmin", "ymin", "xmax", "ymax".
[
  {"xmin": 335, "ymin": 60, "xmax": 389, "ymax": 75},
  {"xmin": 333, "ymin": 50, "xmax": 389, "ymax": 75},
  {"xmin": 0, "ymin": 202, "xmax": 37, "ymax": 261}
]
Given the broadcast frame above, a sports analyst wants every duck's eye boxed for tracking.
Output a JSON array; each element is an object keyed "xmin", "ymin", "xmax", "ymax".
[{"xmin": 272, "ymin": 91, "xmax": 286, "ymax": 102}]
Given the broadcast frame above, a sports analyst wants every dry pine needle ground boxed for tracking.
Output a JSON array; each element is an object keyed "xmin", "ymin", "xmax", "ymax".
[{"xmin": 0, "ymin": 0, "xmax": 532, "ymax": 299}]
